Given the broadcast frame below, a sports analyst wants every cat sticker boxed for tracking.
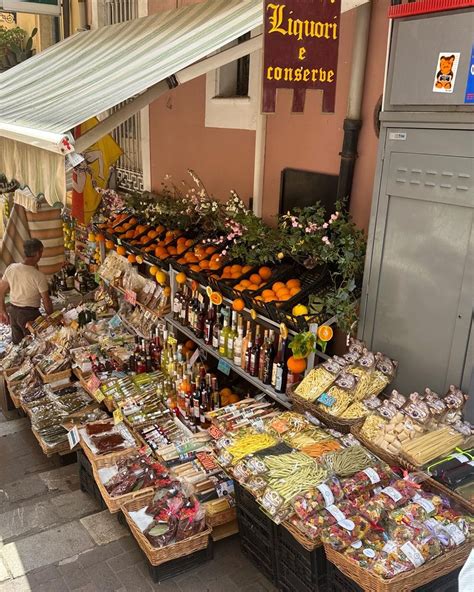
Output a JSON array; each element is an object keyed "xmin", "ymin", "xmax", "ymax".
[{"xmin": 433, "ymin": 52, "xmax": 460, "ymax": 93}]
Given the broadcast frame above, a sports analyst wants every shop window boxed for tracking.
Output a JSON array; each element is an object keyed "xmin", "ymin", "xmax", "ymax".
[{"xmin": 205, "ymin": 30, "xmax": 261, "ymax": 131}]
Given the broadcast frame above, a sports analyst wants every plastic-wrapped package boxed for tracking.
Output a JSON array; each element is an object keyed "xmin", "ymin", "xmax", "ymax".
[
  {"xmin": 344, "ymin": 532, "xmax": 386, "ymax": 567},
  {"xmin": 373, "ymin": 536, "xmax": 443, "ymax": 579},
  {"xmin": 292, "ymin": 477, "xmax": 344, "ymax": 518},
  {"xmin": 319, "ymin": 372, "xmax": 359, "ymax": 417},
  {"xmin": 320, "ymin": 515, "xmax": 371, "ymax": 551},
  {"xmin": 358, "ymin": 480, "xmax": 419, "ymax": 523},
  {"xmin": 389, "ymin": 492, "xmax": 443, "ymax": 524},
  {"xmin": 294, "ymin": 360, "xmax": 344, "ymax": 401},
  {"xmin": 339, "ymin": 466, "xmax": 392, "ymax": 500}
]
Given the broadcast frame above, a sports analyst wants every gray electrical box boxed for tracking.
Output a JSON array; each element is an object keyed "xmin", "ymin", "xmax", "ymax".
[{"xmin": 360, "ymin": 7, "xmax": 474, "ymax": 419}]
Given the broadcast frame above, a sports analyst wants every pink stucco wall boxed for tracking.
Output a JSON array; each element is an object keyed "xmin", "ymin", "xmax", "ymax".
[{"xmin": 148, "ymin": 0, "xmax": 390, "ymax": 231}]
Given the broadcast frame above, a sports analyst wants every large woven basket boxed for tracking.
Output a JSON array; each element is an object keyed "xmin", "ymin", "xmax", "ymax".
[
  {"xmin": 121, "ymin": 491, "xmax": 212, "ymax": 566},
  {"xmin": 351, "ymin": 425, "xmax": 474, "ymax": 514},
  {"xmin": 31, "ymin": 427, "xmax": 73, "ymax": 457},
  {"xmin": 79, "ymin": 422, "xmax": 138, "ymax": 466},
  {"xmin": 324, "ymin": 541, "xmax": 471, "ymax": 592},
  {"xmin": 281, "ymin": 520, "xmax": 322, "ymax": 552},
  {"xmin": 37, "ymin": 366, "xmax": 71, "ymax": 385},
  {"xmin": 93, "ymin": 454, "xmax": 154, "ymax": 513},
  {"xmin": 287, "ymin": 384, "xmax": 365, "ymax": 434}
]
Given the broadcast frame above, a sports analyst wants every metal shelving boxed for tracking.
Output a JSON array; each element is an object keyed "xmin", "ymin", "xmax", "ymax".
[{"xmin": 165, "ymin": 313, "xmax": 292, "ymax": 409}]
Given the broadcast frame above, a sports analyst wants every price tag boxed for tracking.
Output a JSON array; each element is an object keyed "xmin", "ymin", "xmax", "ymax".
[
  {"xmin": 167, "ymin": 335, "xmax": 178, "ymax": 346},
  {"xmin": 113, "ymin": 408, "xmax": 124, "ymax": 425},
  {"xmin": 67, "ymin": 426, "xmax": 80, "ymax": 450},
  {"xmin": 217, "ymin": 358, "xmax": 231, "ymax": 376},
  {"xmin": 124, "ymin": 289, "xmax": 137, "ymax": 305},
  {"xmin": 70, "ymin": 320, "xmax": 79, "ymax": 331},
  {"xmin": 117, "ymin": 238, "xmax": 122, "ymax": 245},
  {"xmin": 189, "ymin": 348, "xmax": 200, "ymax": 366},
  {"xmin": 86, "ymin": 374, "xmax": 101, "ymax": 393},
  {"xmin": 108, "ymin": 314, "xmax": 122, "ymax": 329},
  {"xmin": 93, "ymin": 389, "xmax": 105, "ymax": 403},
  {"xmin": 318, "ymin": 392, "xmax": 335, "ymax": 407}
]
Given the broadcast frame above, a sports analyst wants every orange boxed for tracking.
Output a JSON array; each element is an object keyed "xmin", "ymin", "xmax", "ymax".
[
  {"xmin": 210, "ymin": 291, "xmax": 223, "ymax": 306},
  {"xmin": 185, "ymin": 239, "xmax": 194, "ymax": 247},
  {"xmin": 232, "ymin": 298, "xmax": 245, "ymax": 312},
  {"xmin": 140, "ymin": 235, "xmax": 150, "ymax": 244},
  {"xmin": 177, "ymin": 257, "xmax": 187, "ymax": 264},
  {"xmin": 206, "ymin": 246, "xmax": 217, "ymax": 255},
  {"xmin": 255, "ymin": 296, "xmax": 264, "ymax": 301},
  {"xmin": 190, "ymin": 265, "xmax": 201, "ymax": 272},
  {"xmin": 155, "ymin": 246, "xmax": 167, "ymax": 258},
  {"xmin": 116, "ymin": 246, "xmax": 126, "ymax": 256},
  {"xmin": 125, "ymin": 230, "xmax": 134, "ymax": 239},
  {"xmin": 127, "ymin": 254, "xmax": 136, "ymax": 264},
  {"xmin": 246, "ymin": 284, "xmax": 259, "ymax": 291},
  {"xmin": 96, "ymin": 233, "xmax": 105, "ymax": 243},
  {"xmin": 231, "ymin": 272, "xmax": 242, "ymax": 279},
  {"xmin": 264, "ymin": 296, "xmax": 276, "ymax": 303},
  {"xmin": 272, "ymin": 282, "xmax": 285, "ymax": 292},
  {"xmin": 317, "ymin": 325, "xmax": 334, "ymax": 342},
  {"xmin": 287, "ymin": 356, "xmax": 307, "ymax": 374},
  {"xmin": 156, "ymin": 225, "xmax": 165, "ymax": 234},
  {"xmin": 185, "ymin": 253, "xmax": 198, "ymax": 263},
  {"xmin": 105, "ymin": 240, "xmax": 114, "ymax": 250},
  {"xmin": 177, "ymin": 237, "xmax": 187, "ymax": 245},
  {"xmin": 209, "ymin": 261, "xmax": 221, "ymax": 271},
  {"xmin": 289, "ymin": 287, "xmax": 301, "ymax": 297},
  {"xmin": 242, "ymin": 265, "xmax": 253, "ymax": 274},
  {"xmin": 249, "ymin": 274, "xmax": 262, "ymax": 286},
  {"xmin": 199, "ymin": 260, "xmax": 210, "ymax": 269},
  {"xmin": 176, "ymin": 272, "xmax": 187, "ymax": 284},
  {"xmin": 234, "ymin": 284, "xmax": 243, "ymax": 291},
  {"xmin": 177, "ymin": 245, "xmax": 187, "ymax": 254},
  {"xmin": 258, "ymin": 266, "xmax": 272, "ymax": 281},
  {"xmin": 275, "ymin": 289, "xmax": 291, "ymax": 300},
  {"xmin": 231, "ymin": 264, "xmax": 242, "ymax": 274},
  {"xmin": 211, "ymin": 253, "xmax": 222, "ymax": 262},
  {"xmin": 148, "ymin": 230, "xmax": 158, "ymax": 239},
  {"xmin": 262, "ymin": 289, "xmax": 275, "ymax": 299},
  {"xmin": 286, "ymin": 279, "xmax": 301, "ymax": 289},
  {"xmin": 167, "ymin": 246, "xmax": 177, "ymax": 255},
  {"xmin": 240, "ymin": 279, "xmax": 251, "ymax": 288},
  {"xmin": 163, "ymin": 286, "xmax": 171, "ymax": 297}
]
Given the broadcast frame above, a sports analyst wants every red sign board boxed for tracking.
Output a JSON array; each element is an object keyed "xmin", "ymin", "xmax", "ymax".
[{"xmin": 263, "ymin": 0, "xmax": 341, "ymax": 113}]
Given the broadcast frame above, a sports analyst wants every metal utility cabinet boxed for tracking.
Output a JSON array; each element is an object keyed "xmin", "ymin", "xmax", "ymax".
[{"xmin": 360, "ymin": 4, "xmax": 474, "ymax": 418}]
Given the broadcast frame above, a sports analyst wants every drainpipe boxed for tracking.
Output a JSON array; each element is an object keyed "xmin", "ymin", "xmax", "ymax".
[{"xmin": 336, "ymin": 1, "xmax": 372, "ymax": 203}]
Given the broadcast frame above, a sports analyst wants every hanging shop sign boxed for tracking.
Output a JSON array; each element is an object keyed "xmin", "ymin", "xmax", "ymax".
[
  {"xmin": 262, "ymin": 0, "xmax": 341, "ymax": 113},
  {"xmin": 0, "ymin": 0, "xmax": 61, "ymax": 16}
]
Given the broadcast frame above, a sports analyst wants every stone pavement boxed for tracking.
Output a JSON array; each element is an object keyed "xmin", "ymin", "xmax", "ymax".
[{"xmin": 0, "ymin": 411, "xmax": 276, "ymax": 592}]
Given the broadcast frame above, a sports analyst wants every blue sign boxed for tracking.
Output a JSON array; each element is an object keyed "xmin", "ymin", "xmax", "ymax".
[{"xmin": 464, "ymin": 44, "xmax": 474, "ymax": 104}]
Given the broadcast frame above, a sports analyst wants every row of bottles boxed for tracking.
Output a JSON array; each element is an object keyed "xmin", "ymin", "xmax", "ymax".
[
  {"xmin": 128, "ymin": 328, "xmax": 163, "ymax": 374},
  {"xmin": 173, "ymin": 285, "xmax": 289, "ymax": 394},
  {"xmin": 161, "ymin": 363, "xmax": 222, "ymax": 431}
]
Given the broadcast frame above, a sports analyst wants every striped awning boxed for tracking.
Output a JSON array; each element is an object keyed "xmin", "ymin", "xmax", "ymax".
[{"xmin": 0, "ymin": 0, "xmax": 262, "ymax": 141}]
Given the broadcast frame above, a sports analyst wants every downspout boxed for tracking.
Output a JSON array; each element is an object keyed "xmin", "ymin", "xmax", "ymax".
[
  {"xmin": 252, "ymin": 48, "xmax": 266, "ymax": 218},
  {"xmin": 336, "ymin": 1, "xmax": 372, "ymax": 202}
]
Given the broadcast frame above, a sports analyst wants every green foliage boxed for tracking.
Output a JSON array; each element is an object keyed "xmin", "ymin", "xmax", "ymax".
[
  {"xmin": 289, "ymin": 332, "xmax": 316, "ymax": 359},
  {"xmin": 0, "ymin": 26, "xmax": 37, "ymax": 71}
]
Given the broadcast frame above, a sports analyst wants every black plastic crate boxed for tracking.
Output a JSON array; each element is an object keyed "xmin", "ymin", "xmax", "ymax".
[
  {"xmin": 79, "ymin": 466, "xmax": 107, "ymax": 510},
  {"xmin": 276, "ymin": 524, "xmax": 327, "ymax": 591},
  {"xmin": 237, "ymin": 505, "xmax": 278, "ymax": 585},
  {"xmin": 234, "ymin": 482, "xmax": 278, "ymax": 539},
  {"xmin": 327, "ymin": 562, "xmax": 462, "ymax": 592},
  {"xmin": 147, "ymin": 538, "xmax": 213, "ymax": 583}
]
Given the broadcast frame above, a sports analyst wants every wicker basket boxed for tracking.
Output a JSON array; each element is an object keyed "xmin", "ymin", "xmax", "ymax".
[
  {"xmin": 205, "ymin": 502, "xmax": 237, "ymax": 528},
  {"xmin": 324, "ymin": 541, "xmax": 471, "ymax": 592},
  {"xmin": 281, "ymin": 520, "xmax": 322, "ymax": 552},
  {"xmin": 287, "ymin": 384, "xmax": 365, "ymax": 434},
  {"xmin": 79, "ymin": 423, "xmax": 138, "ymax": 466},
  {"xmin": 31, "ymin": 427, "xmax": 73, "ymax": 457},
  {"xmin": 93, "ymin": 455, "xmax": 154, "ymax": 513},
  {"xmin": 121, "ymin": 491, "xmax": 212, "ymax": 566},
  {"xmin": 351, "ymin": 425, "xmax": 474, "ymax": 514},
  {"xmin": 37, "ymin": 366, "xmax": 72, "ymax": 385}
]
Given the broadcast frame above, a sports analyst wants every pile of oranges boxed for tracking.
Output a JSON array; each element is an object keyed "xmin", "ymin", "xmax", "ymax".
[
  {"xmin": 256, "ymin": 278, "xmax": 301, "ymax": 302},
  {"xmin": 229, "ymin": 266, "xmax": 272, "ymax": 291},
  {"xmin": 176, "ymin": 242, "xmax": 222, "ymax": 273},
  {"xmin": 220, "ymin": 263, "xmax": 255, "ymax": 281},
  {"xmin": 146, "ymin": 231, "xmax": 190, "ymax": 259}
]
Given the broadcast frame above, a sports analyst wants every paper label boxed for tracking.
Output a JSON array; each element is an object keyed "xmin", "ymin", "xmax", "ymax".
[
  {"xmin": 452, "ymin": 453, "xmax": 469, "ymax": 463},
  {"xmin": 338, "ymin": 519, "xmax": 355, "ymax": 531},
  {"xmin": 124, "ymin": 289, "xmax": 137, "ymax": 306},
  {"xmin": 318, "ymin": 392, "xmax": 336, "ymax": 407},
  {"xmin": 93, "ymin": 389, "xmax": 105, "ymax": 403},
  {"xmin": 363, "ymin": 548, "xmax": 376, "ymax": 558},
  {"xmin": 317, "ymin": 483, "xmax": 335, "ymax": 507},
  {"xmin": 401, "ymin": 542, "xmax": 425, "ymax": 568},
  {"xmin": 351, "ymin": 540, "xmax": 362, "ymax": 549},
  {"xmin": 108, "ymin": 314, "xmax": 122, "ymax": 329},
  {"xmin": 363, "ymin": 468, "xmax": 380, "ymax": 485},
  {"xmin": 326, "ymin": 505, "xmax": 346, "ymax": 522},
  {"xmin": 250, "ymin": 418, "xmax": 265, "ymax": 432},
  {"xmin": 382, "ymin": 541, "xmax": 397, "ymax": 554},
  {"xmin": 86, "ymin": 374, "xmax": 101, "ymax": 393},
  {"xmin": 70, "ymin": 320, "xmax": 79, "ymax": 330},
  {"xmin": 167, "ymin": 335, "xmax": 178, "ymax": 346},
  {"xmin": 217, "ymin": 358, "xmax": 231, "ymax": 376},
  {"xmin": 444, "ymin": 523, "xmax": 465, "ymax": 545},
  {"xmin": 189, "ymin": 348, "xmax": 200, "ymax": 366},
  {"xmin": 67, "ymin": 426, "xmax": 80, "ymax": 449},
  {"xmin": 412, "ymin": 495, "xmax": 435, "ymax": 515},
  {"xmin": 113, "ymin": 408, "xmax": 124, "ymax": 425},
  {"xmin": 382, "ymin": 486, "xmax": 402, "ymax": 503}
]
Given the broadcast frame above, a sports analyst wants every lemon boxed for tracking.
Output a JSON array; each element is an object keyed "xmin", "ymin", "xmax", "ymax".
[
  {"xmin": 155, "ymin": 270, "xmax": 167, "ymax": 285},
  {"xmin": 292, "ymin": 304, "xmax": 309, "ymax": 317}
]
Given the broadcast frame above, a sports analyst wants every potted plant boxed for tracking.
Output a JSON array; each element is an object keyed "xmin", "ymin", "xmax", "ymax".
[{"xmin": 0, "ymin": 26, "xmax": 37, "ymax": 72}]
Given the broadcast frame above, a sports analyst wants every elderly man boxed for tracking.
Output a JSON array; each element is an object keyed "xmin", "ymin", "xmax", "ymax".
[{"xmin": 0, "ymin": 239, "xmax": 53, "ymax": 344}]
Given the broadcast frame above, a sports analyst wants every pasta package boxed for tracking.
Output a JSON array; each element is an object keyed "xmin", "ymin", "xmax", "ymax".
[
  {"xmin": 320, "ymin": 372, "xmax": 359, "ymax": 417},
  {"xmin": 373, "ymin": 536, "xmax": 442, "ymax": 579},
  {"xmin": 339, "ymin": 466, "xmax": 392, "ymax": 500},
  {"xmin": 295, "ymin": 360, "xmax": 343, "ymax": 401},
  {"xmin": 347, "ymin": 351, "xmax": 376, "ymax": 401},
  {"xmin": 321, "ymin": 515, "xmax": 371, "ymax": 551},
  {"xmin": 292, "ymin": 477, "xmax": 344, "ymax": 518}
]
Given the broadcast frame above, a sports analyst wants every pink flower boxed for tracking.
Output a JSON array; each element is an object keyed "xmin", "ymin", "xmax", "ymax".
[
  {"xmin": 322, "ymin": 222, "xmax": 329, "ymax": 229},
  {"xmin": 322, "ymin": 236, "xmax": 331, "ymax": 245}
]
